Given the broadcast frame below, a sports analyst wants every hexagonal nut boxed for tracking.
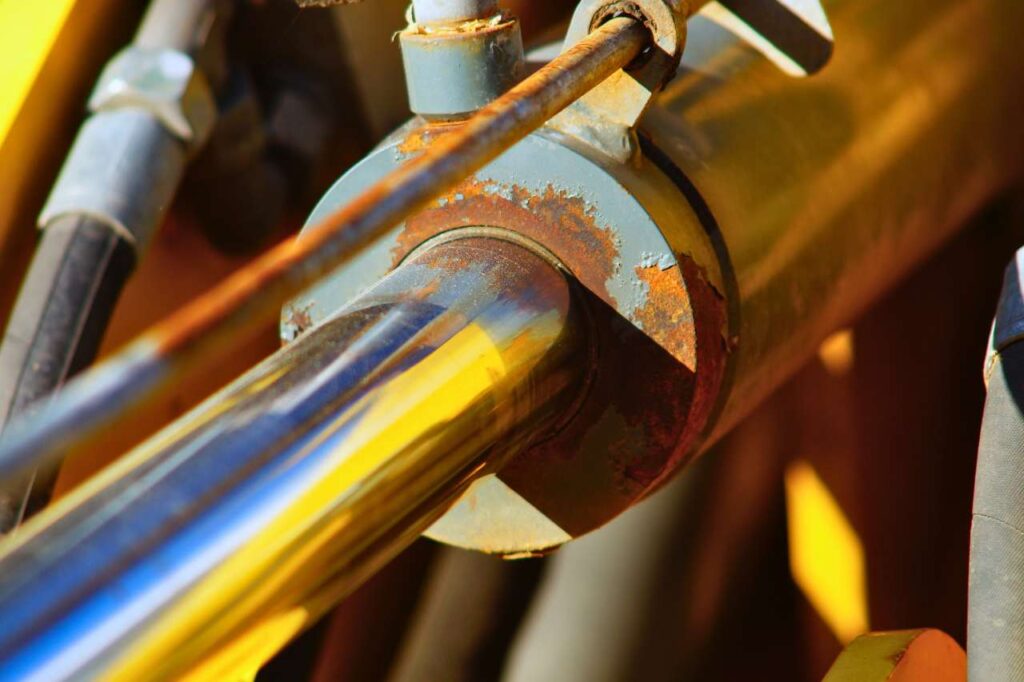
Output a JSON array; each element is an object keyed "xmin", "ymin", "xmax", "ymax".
[
  {"xmin": 565, "ymin": 0, "xmax": 687, "ymax": 87},
  {"xmin": 89, "ymin": 46, "xmax": 216, "ymax": 152}
]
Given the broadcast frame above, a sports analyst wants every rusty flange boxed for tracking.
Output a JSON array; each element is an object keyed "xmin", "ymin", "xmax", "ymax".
[{"xmin": 284, "ymin": 120, "xmax": 729, "ymax": 554}]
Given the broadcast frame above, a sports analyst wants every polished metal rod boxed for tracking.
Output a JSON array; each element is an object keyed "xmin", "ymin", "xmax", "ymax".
[
  {"xmin": 0, "ymin": 16, "xmax": 646, "ymax": 486},
  {"xmin": 0, "ymin": 236, "xmax": 584, "ymax": 681}
]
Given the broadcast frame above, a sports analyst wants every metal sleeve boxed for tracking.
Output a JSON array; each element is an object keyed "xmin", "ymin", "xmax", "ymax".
[{"xmin": 38, "ymin": 110, "xmax": 187, "ymax": 249}]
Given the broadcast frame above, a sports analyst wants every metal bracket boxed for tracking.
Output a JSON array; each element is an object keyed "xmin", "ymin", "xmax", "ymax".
[
  {"xmin": 549, "ymin": 0, "xmax": 687, "ymax": 162},
  {"xmin": 548, "ymin": 0, "xmax": 833, "ymax": 161},
  {"xmin": 700, "ymin": 0, "xmax": 833, "ymax": 77}
]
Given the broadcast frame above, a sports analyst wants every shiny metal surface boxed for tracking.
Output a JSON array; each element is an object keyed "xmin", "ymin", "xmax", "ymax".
[
  {"xmin": 0, "ymin": 236, "xmax": 584, "ymax": 681},
  {"xmin": 647, "ymin": 0, "xmax": 1024, "ymax": 437},
  {"xmin": 0, "ymin": 16, "xmax": 648, "ymax": 491}
]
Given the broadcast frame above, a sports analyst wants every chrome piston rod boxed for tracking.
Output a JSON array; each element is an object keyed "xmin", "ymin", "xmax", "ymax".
[
  {"xmin": 0, "ymin": 237, "xmax": 584, "ymax": 681},
  {"xmin": 0, "ymin": 16, "xmax": 647, "ymax": 486}
]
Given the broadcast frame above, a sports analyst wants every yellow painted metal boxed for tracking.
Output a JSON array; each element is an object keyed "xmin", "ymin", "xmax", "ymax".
[
  {"xmin": 652, "ymin": 0, "xmax": 1024, "ymax": 439},
  {"xmin": 823, "ymin": 629, "xmax": 966, "ymax": 682},
  {"xmin": 785, "ymin": 460, "xmax": 868, "ymax": 643},
  {"xmin": 0, "ymin": 0, "xmax": 127, "ymax": 313},
  {"xmin": 0, "ymin": 2, "xmax": 77, "ymax": 145}
]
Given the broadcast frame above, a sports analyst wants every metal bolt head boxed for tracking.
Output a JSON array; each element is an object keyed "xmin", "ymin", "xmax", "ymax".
[{"xmin": 89, "ymin": 46, "xmax": 216, "ymax": 152}]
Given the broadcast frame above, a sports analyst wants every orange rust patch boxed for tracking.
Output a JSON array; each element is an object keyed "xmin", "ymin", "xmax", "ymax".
[
  {"xmin": 397, "ymin": 131, "xmax": 429, "ymax": 156},
  {"xmin": 285, "ymin": 303, "xmax": 315, "ymax": 337},
  {"xmin": 633, "ymin": 263, "xmax": 697, "ymax": 369},
  {"xmin": 398, "ymin": 180, "xmax": 621, "ymax": 303},
  {"xmin": 396, "ymin": 122, "xmax": 465, "ymax": 157}
]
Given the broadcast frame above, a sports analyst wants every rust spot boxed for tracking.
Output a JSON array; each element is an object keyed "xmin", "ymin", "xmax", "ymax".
[
  {"xmin": 397, "ymin": 131, "xmax": 429, "ymax": 156},
  {"xmin": 397, "ymin": 122, "xmax": 465, "ymax": 157},
  {"xmin": 285, "ymin": 303, "xmax": 315, "ymax": 337},
  {"xmin": 499, "ymin": 253, "xmax": 729, "ymax": 534},
  {"xmin": 634, "ymin": 263, "xmax": 697, "ymax": 368},
  {"xmin": 398, "ymin": 180, "xmax": 621, "ymax": 304}
]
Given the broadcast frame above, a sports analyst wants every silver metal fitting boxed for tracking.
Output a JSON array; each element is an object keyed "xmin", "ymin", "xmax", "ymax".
[
  {"xmin": 88, "ymin": 46, "xmax": 216, "ymax": 152},
  {"xmin": 399, "ymin": 13, "xmax": 524, "ymax": 119},
  {"xmin": 39, "ymin": 111, "xmax": 188, "ymax": 250}
]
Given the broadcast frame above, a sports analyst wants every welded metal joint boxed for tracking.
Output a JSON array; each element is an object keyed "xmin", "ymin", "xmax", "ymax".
[
  {"xmin": 399, "ymin": 6, "xmax": 524, "ymax": 119},
  {"xmin": 88, "ymin": 45, "xmax": 216, "ymax": 151},
  {"xmin": 550, "ymin": 0, "xmax": 685, "ymax": 161}
]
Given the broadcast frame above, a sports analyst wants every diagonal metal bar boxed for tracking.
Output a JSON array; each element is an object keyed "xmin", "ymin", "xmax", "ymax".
[{"xmin": 0, "ymin": 17, "xmax": 649, "ymax": 484}]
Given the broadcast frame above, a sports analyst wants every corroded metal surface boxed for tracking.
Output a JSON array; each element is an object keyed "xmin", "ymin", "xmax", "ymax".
[{"xmin": 294, "ymin": 123, "xmax": 728, "ymax": 551}]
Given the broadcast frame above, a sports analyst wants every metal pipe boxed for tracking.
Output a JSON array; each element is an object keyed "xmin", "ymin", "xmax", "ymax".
[
  {"xmin": 135, "ymin": 0, "xmax": 222, "ymax": 55},
  {"xmin": 0, "ymin": 236, "xmax": 584, "ymax": 682},
  {"xmin": 0, "ymin": 0, "xmax": 229, "ymax": 532},
  {"xmin": 411, "ymin": 0, "xmax": 500, "ymax": 24},
  {"xmin": 0, "ymin": 16, "xmax": 647, "ymax": 489}
]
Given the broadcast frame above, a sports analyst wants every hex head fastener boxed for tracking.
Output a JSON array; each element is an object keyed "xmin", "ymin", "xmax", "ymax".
[{"xmin": 88, "ymin": 45, "xmax": 217, "ymax": 154}]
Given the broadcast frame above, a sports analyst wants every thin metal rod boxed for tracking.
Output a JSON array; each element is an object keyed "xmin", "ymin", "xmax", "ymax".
[
  {"xmin": 411, "ymin": 0, "xmax": 499, "ymax": 24},
  {"xmin": 0, "ymin": 237, "xmax": 584, "ymax": 681},
  {"xmin": 0, "ymin": 16, "xmax": 647, "ymax": 486}
]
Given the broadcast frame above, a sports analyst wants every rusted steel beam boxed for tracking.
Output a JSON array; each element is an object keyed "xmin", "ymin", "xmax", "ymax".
[{"xmin": 0, "ymin": 16, "xmax": 649, "ymax": 485}]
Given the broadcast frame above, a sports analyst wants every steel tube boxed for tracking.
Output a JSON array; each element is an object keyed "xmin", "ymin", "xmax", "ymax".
[
  {"xmin": 0, "ymin": 236, "xmax": 583, "ymax": 681},
  {"xmin": 0, "ymin": 16, "xmax": 647, "ymax": 489},
  {"xmin": 411, "ymin": 0, "xmax": 499, "ymax": 24},
  {"xmin": 135, "ymin": 0, "xmax": 222, "ymax": 54}
]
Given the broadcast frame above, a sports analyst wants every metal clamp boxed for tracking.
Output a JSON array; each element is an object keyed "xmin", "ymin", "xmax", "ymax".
[
  {"xmin": 566, "ymin": 0, "xmax": 687, "ymax": 86},
  {"xmin": 89, "ymin": 45, "xmax": 216, "ymax": 152},
  {"xmin": 549, "ymin": 0, "xmax": 686, "ymax": 161}
]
